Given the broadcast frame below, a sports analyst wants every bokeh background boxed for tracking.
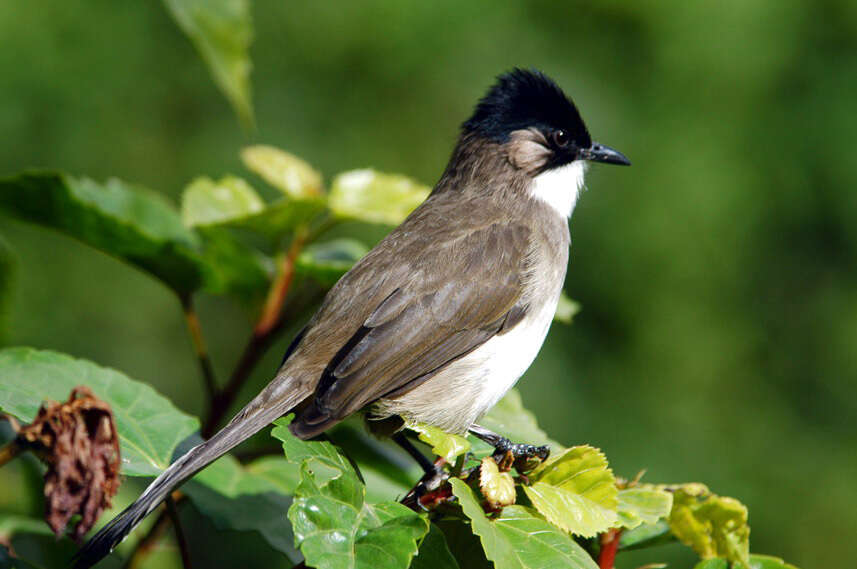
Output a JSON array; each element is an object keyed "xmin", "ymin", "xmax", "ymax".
[{"xmin": 1, "ymin": 1, "xmax": 856, "ymax": 568}]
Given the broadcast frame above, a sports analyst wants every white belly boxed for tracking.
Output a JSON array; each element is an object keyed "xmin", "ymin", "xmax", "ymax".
[{"xmin": 374, "ymin": 294, "xmax": 559, "ymax": 434}]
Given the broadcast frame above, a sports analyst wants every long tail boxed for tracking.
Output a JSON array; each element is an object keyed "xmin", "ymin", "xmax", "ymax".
[{"xmin": 73, "ymin": 376, "xmax": 311, "ymax": 569}]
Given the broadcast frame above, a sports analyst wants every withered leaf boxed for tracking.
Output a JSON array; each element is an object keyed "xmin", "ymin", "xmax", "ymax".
[{"xmin": 16, "ymin": 386, "xmax": 121, "ymax": 541}]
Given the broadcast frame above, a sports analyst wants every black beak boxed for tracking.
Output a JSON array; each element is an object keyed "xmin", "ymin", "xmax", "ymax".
[{"xmin": 579, "ymin": 142, "xmax": 631, "ymax": 166}]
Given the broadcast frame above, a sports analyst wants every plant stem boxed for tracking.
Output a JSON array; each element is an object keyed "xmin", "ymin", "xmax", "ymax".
[
  {"xmin": 0, "ymin": 441, "xmax": 21, "ymax": 468},
  {"xmin": 165, "ymin": 494, "xmax": 191, "ymax": 569},
  {"xmin": 180, "ymin": 295, "xmax": 218, "ymax": 402},
  {"xmin": 255, "ymin": 225, "xmax": 309, "ymax": 337},
  {"xmin": 598, "ymin": 528, "xmax": 622, "ymax": 569},
  {"xmin": 202, "ymin": 235, "xmax": 322, "ymax": 438}
]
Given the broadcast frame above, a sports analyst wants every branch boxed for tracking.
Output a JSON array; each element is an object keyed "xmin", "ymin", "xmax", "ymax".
[
  {"xmin": 180, "ymin": 295, "xmax": 218, "ymax": 402},
  {"xmin": 598, "ymin": 528, "xmax": 622, "ymax": 569},
  {"xmin": 165, "ymin": 494, "xmax": 191, "ymax": 569}
]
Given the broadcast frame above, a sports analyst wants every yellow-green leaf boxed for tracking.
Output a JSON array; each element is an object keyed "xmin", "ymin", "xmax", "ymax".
[
  {"xmin": 409, "ymin": 423, "xmax": 470, "ymax": 463},
  {"xmin": 668, "ymin": 484, "xmax": 750, "ymax": 566},
  {"xmin": 451, "ymin": 478, "xmax": 600, "ymax": 569},
  {"xmin": 329, "ymin": 169, "xmax": 429, "ymax": 226},
  {"xmin": 181, "ymin": 176, "xmax": 264, "ymax": 227},
  {"xmin": 525, "ymin": 446, "xmax": 619, "ymax": 537},
  {"xmin": 480, "ymin": 457, "xmax": 516, "ymax": 508},
  {"xmin": 616, "ymin": 487, "xmax": 673, "ymax": 530},
  {"xmin": 163, "ymin": 0, "xmax": 254, "ymax": 126},
  {"xmin": 241, "ymin": 145, "xmax": 323, "ymax": 199}
]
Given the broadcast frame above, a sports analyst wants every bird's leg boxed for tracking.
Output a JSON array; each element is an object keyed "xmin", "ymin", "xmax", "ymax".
[
  {"xmin": 468, "ymin": 424, "xmax": 550, "ymax": 467},
  {"xmin": 393, "ymin": 432, "xmax": 449, "ymax": 510}
]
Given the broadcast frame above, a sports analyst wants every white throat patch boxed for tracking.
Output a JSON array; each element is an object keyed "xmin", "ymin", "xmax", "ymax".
[{"xmin": 530, "ymin": 160, "xmax": 587, "ymax": 218}]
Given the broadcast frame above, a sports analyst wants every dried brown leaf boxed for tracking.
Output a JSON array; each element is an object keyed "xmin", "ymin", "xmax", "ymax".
[{"xmin": 17, "ymin": 386, "xmax": 121, "ymax": 541}]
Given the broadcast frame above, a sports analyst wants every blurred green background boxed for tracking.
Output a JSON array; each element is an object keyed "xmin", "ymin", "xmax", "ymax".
[{"xmin": 1, "ymin": 1, "xmax": 855, "ymax": 568}]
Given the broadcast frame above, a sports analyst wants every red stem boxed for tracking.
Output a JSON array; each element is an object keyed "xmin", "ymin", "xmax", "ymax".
[{"xmin": 598, "ymin": 528, "xmax": 622, "ymax": 569}]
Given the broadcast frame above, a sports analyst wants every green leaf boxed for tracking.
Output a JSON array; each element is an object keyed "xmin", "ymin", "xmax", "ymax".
[
  {"xmin": 524, "ymin": 446, "xmax": 619, "ymax": 537},
  {"xmin": 743, "ymin": 554, "xmax": 800, "ymax": 569},
  {"xmin": 241, "ymin": 146, "xmax": 323, "ymax": 199},
  {"xmin": 618, "ymin": 519, "xmax": 674, "ymax": 551},
  {"xmin": 163, "ymin": 0, "xmax": 254, "ymax": 126},
  {"xmin": 225, "ymin": 199, "xmax": 327, "ymax": 244},
  {"xmin": 193, "ymin": 225, "xmax": 272, "ymax": 300},
  {"xmin": 409, "ymin": 423, "xmax": 470, "ymax": 463},
  {"xmin": 0, "ymin": 234, "xmax": 13, "ymax": 341},
  {"xmin": 553, "ymin": 292, "xmax": 580, "ymax": 324},
  {"xmin": 411, "ymin": 523, "xmax": 461, "ymax": 569},
  {"xmin": 0, "ymin": 347, "xmax": 198, "ymax": 476},
  {"xmin": 0, "ymin": 172, "xmax": 205, "ymax": 295},
  {"xmin": 695, "ymin": 556, "xmax": 801, "ymax": 569},
  {"xmin": 450, "ymin": 478, "xmax": 599, "ymax": 569},
  {"xmin": 479, "ymin": 457, "xmax": 516, "ymax": 508},
  {"xmin": 0, "ymin": 545, "xmax": 42, "ymax": 569},
  {"xmin": 181, "ymin": 176, "xmax": 265, "ymax": 227},
  {"xmin": 616, "ymin": 486, "xmax": 673, "ymax": 530},
  {"xmin": 193, "ymin": 453, "xmax": 299, "ymax": 497},
  {"xmin": 668, "ymin": 483, "xmax": 751, "ymax": 566},
  {"xmin": 184, "ymin": 454, "xmax": 301, "ymax": 560},
  {"xmin": 694, "ymin": 560, "xmax": 729, "ymax": 569},
  {"xmin": 329, "ymin": 169, "xmax": 429, "ymax": 226},
  {"xmin": 272, "ymin": 417, "xmax": 429, "ymax": 569},
  {"xmin": 0, "ymin": 514, "xmax": 53, "ymax": 539},
  {"xmin": 296, "ymin": 238, "xmax": 369, "ymax": 287}
]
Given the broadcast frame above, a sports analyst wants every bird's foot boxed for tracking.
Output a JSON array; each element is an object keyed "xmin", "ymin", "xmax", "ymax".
[{"xmin": 468, "ymin": 424, "xmax": 550, "ymax": 472}]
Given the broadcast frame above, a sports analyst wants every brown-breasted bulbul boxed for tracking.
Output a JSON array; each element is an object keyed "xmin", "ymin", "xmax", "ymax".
[{"xmin": 74, "ymin": 68, "xmax": 630, "ymax": 567}]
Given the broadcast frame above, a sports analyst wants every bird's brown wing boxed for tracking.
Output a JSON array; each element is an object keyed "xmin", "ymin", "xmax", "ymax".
[{"xmin": 291, "ymin": 218, "xmax": 531, "ymax": 436}]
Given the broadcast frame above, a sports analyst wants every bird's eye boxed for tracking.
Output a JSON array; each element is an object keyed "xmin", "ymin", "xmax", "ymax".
[{"xmin": 553, "ymin": 129, "xmax": 570, "ymax": 147}]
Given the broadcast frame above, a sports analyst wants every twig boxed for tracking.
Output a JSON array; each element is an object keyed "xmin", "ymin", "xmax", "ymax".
[
  {"xmin": 122, "ymin": 492, "xmax": 185, "ymax": 569},
  {"xmin": 255, "ymin": 226, "xmax": 309, "ymax": 337},
  {"xmin": 598, "ymin": 528, "xmax": 622, "ymax": 569},
  {"xmin": 165, "ymin": 494, "xmax": 191, "ymax": 569},
  {"xmin": 180, "ymin": 295, "xmax": 218, "ymax": 402},
  {"xmin": 0, "ymin": 441, "xmax": 21, "ymax": 468},
  {"xmin": 202, "ymin": 281, "xmax": 323, "ymax": 438}
]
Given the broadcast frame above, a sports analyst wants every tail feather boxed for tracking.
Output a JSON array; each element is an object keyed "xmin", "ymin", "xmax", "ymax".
[{"xmin": 73, "ymin": 377, "xmax": 310, "ymax": 568}]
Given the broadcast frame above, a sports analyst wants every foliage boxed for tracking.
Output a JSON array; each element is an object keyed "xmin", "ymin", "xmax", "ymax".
[{"xmin": 0, "ymin": 4, "xmax": 808, "ymax": 569}]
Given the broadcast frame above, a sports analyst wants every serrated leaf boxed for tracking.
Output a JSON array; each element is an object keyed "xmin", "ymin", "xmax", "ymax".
[
  {"xmin": 184, "ymin": 454, "xmax": 301, "ymax": 560},
  {"xmin": 0, "ymin": 514, "xmax": 53, "ymax": 539},
  {"xmin": 181, "ymin": 176, "xmax": 264, "ymax": 227},
  {"xmin": 329, "ymin": 169, "xmax": 429, "ymax": 226},
  {"xmin": 271, "ymin": 417, "xmax": 428, "ymax": 569},
  {"xmin": 618, "ymin": 519, "xmax": 674, "ymax": 551},
  {"xmin": 193, "ymin": 225, "xmax": 272, "ymax": 300},
  {"xmin": 241, "ymin": 146, "xmax": 323, "ymax": 199},
  {"xmin": 0, "ymin": 234, "xmax": 13, "ymax": 341},
  {"xmin": 163, "ymin": 0, "xmax": 254, "ymax": 126},
  {"xmin": 296, "ymin": 238, "xmax": 370, "ymax": 287},
  {"xmin": 479, "ymin": 457, "xmax": 516, "ymax": 508},
  {"xmin": 742, "ymin": 554, "xmax": 801, "ymax": 569},
  {"xmin": 668, "ymin": 484, "xmax": 750, "ymax": 566},
  {"xmin": 411, "ymin": 523, "xmax": 461, "ymax": 569},
  {"xmin": 0, "ymin": 172, "xmax": 205, "ymax": 295},
  {"xmin": 554, "ymin": 291, "xmax": 580, "ymax": 324},
  {"xmin": 617, "ymin": 487, "xmax": 673, "ymax": 530},
  {"xmin": 225, "ymin": 199, "xmax": 327, "ymax": 245},
  {"xmin": 525, "ymin": 446, "xmax": 618, "ymax": 537},
  {"xmin": 0, "ymin": 348, "xmax": 198, "ymax": 476},
  {"xmin": 409, "ymin": 423, "xmax": 470, "ymax": 463},
  {"xmin": 0, "ymin": 544, "xmax": 42, "ymax": 569},
  {"xmin": 451, "ymin": 478, "xmax": 599, "ymax": 569}
]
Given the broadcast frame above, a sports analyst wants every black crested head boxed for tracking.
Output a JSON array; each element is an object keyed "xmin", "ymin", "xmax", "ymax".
[{"xmin": 462, "ymin": 69, "xmax": 591, "ymax": 148}]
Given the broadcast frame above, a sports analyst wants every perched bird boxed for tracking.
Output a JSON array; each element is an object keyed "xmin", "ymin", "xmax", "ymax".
[{"xmin": 75, "ymin": 68, "xmax": 629, "ymax": 567}]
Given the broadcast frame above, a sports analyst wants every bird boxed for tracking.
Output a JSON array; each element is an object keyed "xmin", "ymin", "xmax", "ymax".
[{"xmin": 74, "ymin": 68, "xmax": 630, "ymax": 567}]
